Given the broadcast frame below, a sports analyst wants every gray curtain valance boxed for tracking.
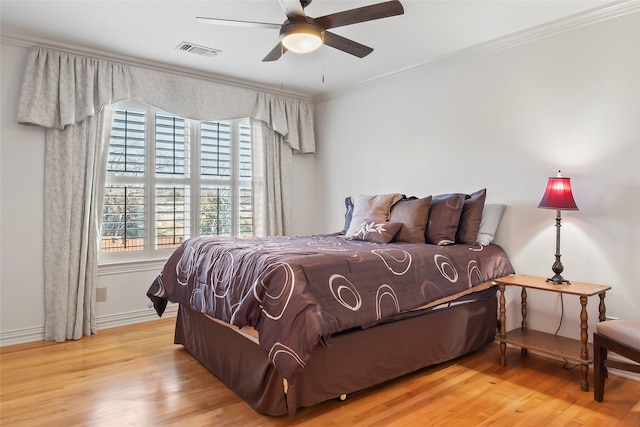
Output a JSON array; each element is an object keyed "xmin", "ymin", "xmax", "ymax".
[
  {"xmin": 17, "ymin": 47, "xmax": 315, "ymax": 153},
  {"xmin": 17, "ymin": 48, "xmax": 131, "ymax": 130}
]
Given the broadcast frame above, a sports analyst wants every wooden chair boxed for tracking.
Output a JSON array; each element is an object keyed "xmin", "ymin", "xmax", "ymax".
[{"xmin": 593, "ymin": 319, "xmax": 640, "ymax": 402}]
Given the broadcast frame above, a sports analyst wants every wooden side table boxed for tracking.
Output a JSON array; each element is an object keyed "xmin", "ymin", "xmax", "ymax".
[{"xmin": 494, "ymin": 274, "xmax": 611, "ymax": 391}]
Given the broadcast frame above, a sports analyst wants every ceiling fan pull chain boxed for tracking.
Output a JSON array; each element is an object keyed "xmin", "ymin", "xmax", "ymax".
[
  {"xmin": 280, "ymin": 43, "xmax": 284, "ymax": 91},
  {"xmin": 321, "ymin": 31, "xmax": 325, "ymax": 83}
]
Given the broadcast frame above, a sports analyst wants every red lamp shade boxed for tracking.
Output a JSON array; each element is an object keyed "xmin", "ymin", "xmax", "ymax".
[{"xmin": 538, "ymin": 172, "xmax": 579, "ymax": 211}]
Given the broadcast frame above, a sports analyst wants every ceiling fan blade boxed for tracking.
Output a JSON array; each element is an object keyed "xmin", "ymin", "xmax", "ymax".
[
  {"xmin": 262, "ymin": 43, "xmax": 288, "ymax": 62},
  {"xmin": 314, "ymin": 0, "xmax": 404, "ymax": 30},
  {"xmin": 323, "ymin": 31, "xmax": 373, "ymax": 58},
  {"xmin": 196, "ymin": 16, "xmax": 281, "ymax": 30},
  {"xmin": 279, "ymin": 0, "xmax": 306, "ymax": 21}
]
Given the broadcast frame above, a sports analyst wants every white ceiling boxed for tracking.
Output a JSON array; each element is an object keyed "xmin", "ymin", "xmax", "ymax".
[{"xmin": 1, "ymin": 1, "xmax": 612, "ymax": 97}]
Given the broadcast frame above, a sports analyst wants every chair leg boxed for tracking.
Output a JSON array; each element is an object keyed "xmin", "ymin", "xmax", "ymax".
[{"xmin": 593, "ymin": 333, "xmax": 606, "ymax": 402}]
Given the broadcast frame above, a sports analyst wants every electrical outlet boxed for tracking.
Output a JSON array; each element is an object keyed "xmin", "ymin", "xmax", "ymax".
[{"xmin": 96, "ymin": 287, "xmax": 107, "ymax": 302}]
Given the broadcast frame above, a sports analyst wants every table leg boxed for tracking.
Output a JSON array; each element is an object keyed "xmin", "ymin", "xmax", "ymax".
[
  {"xmin": 521, "ymin": 287, "xmax": 528, "ymax": 356},
  {"xmin": 499, "ymin": 283, "xmax": 506, "ymax": 366},
  {"xmin": 580, "ymin": 295, "xmax": 589, "ymax": 392},
  {"xmin": 599, "ymin": 292, "xmax": 607, "ymax": 322}
]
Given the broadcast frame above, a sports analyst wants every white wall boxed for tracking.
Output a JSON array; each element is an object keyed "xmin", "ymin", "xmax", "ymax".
[
  {"xmin": 313, "ymin": 12, "xmax": 640, "ymax": 336},
  {"xmin": 1, "ymin": 43, "xmax": 46, "ymax": 335}
]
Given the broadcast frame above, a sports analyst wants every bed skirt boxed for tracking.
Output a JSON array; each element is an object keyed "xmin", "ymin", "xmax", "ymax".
[{"xmin": 174, "ymin": 288, "xmax": 498, "ymax": 416}]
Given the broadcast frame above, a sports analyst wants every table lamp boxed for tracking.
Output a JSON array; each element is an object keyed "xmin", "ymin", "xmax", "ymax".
[{"xmin": 538, "ymin": 170, "xmax": 579, "ymax": 284}]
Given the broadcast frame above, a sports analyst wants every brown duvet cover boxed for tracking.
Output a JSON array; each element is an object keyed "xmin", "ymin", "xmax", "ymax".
[{"xmin": 147, "ymin": 234, "xmax": 514, "ymax": 381}]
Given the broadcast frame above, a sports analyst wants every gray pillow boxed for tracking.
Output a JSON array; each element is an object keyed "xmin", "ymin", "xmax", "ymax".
[
  {"xmin": 341, "ymin": 196, "xmax": 354, "ymax": 234},
  {"xmin": 477, "ymin": 204, "xmax": 506, "ymax": 245}
]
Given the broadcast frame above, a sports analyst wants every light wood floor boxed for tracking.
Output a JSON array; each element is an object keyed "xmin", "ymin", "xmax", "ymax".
[{"xmin": 1, "ymin": 318, "xmax": 638, "ymax": 427}]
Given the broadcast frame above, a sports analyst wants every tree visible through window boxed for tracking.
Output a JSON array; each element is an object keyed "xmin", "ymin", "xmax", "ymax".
[{"xmin": 100, "ymin": 101, "xmax": 253, "ymax": 261}]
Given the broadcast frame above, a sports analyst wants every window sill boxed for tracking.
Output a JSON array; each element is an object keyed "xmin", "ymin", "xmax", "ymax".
[{"xmin": 98, "ymin": 258, "xmax": 167, "ymax": 276}]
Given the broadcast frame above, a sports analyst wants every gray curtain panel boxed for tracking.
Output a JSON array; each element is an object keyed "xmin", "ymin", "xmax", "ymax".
[{"xmin": 251, "ymin": 119, "xmax": 293, "ymax": 237}]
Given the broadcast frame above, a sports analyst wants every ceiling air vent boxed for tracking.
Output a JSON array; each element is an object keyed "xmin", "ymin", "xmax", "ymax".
[{"xmin": 175, "ymin": 42, "xmax": 221, "ymax": 58}]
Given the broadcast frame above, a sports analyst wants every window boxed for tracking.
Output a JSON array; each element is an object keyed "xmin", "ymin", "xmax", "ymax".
[{"xmin": 100, "ymin": 101, "xmax": 253, "ymax": 262}]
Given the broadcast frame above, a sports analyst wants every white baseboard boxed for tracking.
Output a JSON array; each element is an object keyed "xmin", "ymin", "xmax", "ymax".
[
  {"xmin": 606, "ymin": 353, "xmax": 640, "ymax": 382},
  {"xmin": 0, "ymin": 304, "xmax": 178, "ymax": 347},
  {"xmin": 0, "ymin": 326, "xmax": 46, "ymax": 347},
  {"xmin": 95, "ymin": 303, "xmax": 178, "ymax": 330}
]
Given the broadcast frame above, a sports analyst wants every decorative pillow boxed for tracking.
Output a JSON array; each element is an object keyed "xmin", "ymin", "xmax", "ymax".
[
  {"xmin": 425, "ymin": 193, "xmax": 466, "ymax": 245},
  {"xmin": 389, "ymin": 196, "xmax": 432, "ymax": 243},
  {"xmin": 345, "ymin": 193, "xmax": 403, "ymax": 238},
  {"xmin": 456, "ymin": 189, "xmax": 487, "ymax": 244},
  {"xmin": 351, "ymin": 219, "xmax": 403, "ymax": 244},
  {"xmin": 341, "ymin": 196, "xmax": 354, "ymax": 234},
  {"xmin": 477, "ymin": 204, "xmax": 506, "ymax": 245}
]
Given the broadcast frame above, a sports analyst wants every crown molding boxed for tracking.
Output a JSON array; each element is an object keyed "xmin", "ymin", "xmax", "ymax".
[
  {"xmin": 313, "ymin": 0, "xmax": 640, "ymax": 104},
  {"xmin": 0, "ymin": 33, "xmax": 313, "ymax": 102}
]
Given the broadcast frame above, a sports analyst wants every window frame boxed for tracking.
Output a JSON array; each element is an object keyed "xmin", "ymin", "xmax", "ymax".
[{"xmin": 99, "ymin": 100, "xmax": 252, "ymax": 265}]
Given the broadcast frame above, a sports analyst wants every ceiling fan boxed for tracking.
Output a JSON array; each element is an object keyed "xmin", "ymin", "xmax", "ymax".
[{"xmin": 196, "ymin": 0, "xmax": 404, "ymax": 62}]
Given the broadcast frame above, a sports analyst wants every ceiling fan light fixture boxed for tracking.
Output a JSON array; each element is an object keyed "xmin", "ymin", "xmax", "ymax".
[{"xmin": 280, "ymin": 22, "xmax": 323, "ymax": 54}]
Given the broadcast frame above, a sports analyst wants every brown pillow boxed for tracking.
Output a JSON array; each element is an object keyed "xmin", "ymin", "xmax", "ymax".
[
  {"xmin": 350, "ymin": 219, "xmax": 403, "ymax": 244},
  {"xmin": 425, "ymin": 193, "xmax": 466, "ymax": 245},
  {"xmin": 389, "ymin": 196, "xmax": 432, "ymax": 243},
  {"xmin": 456, "ymin": 189, "xmax": 487, "ymax": 244},
  {"xmin": 345, "ymin": 193, "xmax": 403, "ymax": 238}
]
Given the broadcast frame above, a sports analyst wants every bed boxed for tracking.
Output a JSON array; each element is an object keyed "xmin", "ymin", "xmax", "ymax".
[{"xmin": 147, "ymin": 191, "xmax": 515, "ymax": 415}]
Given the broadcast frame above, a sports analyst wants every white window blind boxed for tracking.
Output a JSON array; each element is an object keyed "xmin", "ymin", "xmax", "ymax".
[
  {"xmin": 100, "ymin": 101, "xmax": 253, "ymax": 262},
  {"xmin": 155, "ymin": 113, "xmax": 187, "ymax": 177},
  {"xmin": 107, "ymin": 108, "xmax": 145, "ymax": 175},
  {"xmin": 201, "ymin": 120, "xmax": 231, "ymax": 177}
]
